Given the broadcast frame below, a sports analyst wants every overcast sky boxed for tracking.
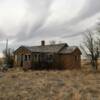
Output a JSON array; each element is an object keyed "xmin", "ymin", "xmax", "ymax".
[{"xmin": 0, "ymin": 0, "xmax": 100, "ymax": 56}]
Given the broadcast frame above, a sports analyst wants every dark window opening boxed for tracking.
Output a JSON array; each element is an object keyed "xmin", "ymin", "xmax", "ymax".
[
  {"xmin": 48, "ymin": 55, "xmax": 53, "ymax": 62},
  {"xmin": 34, "ymin": 54, "xmax": 38, "ymax": 61},
  {"xmin": 75, "ymin": 56, "xmax": 78, "ymax": 61},
  {"xmin": 28, "ymin": 55, "xmax": 31, "ymax": 60},
  {"xmin": 38, "ymin": 55, "xmax": 41, "ymax": 61},
  {"xmin": 25, "ymin": 55, "xmax": 27, "ymax": 61}
]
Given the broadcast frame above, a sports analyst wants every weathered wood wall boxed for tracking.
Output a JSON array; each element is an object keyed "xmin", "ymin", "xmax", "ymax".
[
  {"xmin": 14, "ymin": 47, "xmax": 32, "ymax": 68},
  {"xmin": 58, "ymin": 50, "xmax": 81, "ymax": 69},
  {"xmin": 14, "ymin": 47, "xmax": 81, "ymax": 69}
]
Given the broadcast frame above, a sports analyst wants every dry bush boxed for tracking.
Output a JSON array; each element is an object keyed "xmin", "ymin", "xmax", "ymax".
[{"xmin": 0, "ymin": 58, "xmax": 3, "ymax": 66}]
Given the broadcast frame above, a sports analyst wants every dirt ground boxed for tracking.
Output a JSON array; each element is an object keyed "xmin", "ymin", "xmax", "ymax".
[{"xmin": 0, "ymin": 62, "xmax": 100, "ymax": 100}]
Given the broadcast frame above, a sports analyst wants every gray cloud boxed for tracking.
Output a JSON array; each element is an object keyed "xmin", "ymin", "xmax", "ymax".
[
  {"xmin": 58, "ymin": 0, "xmax": 100, "ymax": 39},
  {"xmin": 18, "ymin": 0, "xmax": 100, "ymax": 41},
  {"xmin": 15, "ymin": 0, "xmax": 53, "ymax": 41},
  {"xmin": 0, "ymin": 29, "xmax": 7, "ymax": 40},
  {"xmin": 0, "ymin": 0, "xmax": 100, "ymax": 54},
  {"xmin": 80, "ymin": 0, "xmax": 100, "ymax": 19},
  {"xmin": 67, "ymin": 0, "xmax": 100, "ymax": 26}
]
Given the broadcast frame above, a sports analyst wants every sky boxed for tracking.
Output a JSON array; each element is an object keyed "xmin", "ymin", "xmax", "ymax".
[{"xmin": 0, "ymin": 0, "xmax": 100, "ymax": 57}]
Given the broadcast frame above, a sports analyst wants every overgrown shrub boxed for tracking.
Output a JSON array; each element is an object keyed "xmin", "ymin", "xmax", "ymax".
[{"xmin": 3, "ymin": 48, "xmax": 14, "ymax": 68}]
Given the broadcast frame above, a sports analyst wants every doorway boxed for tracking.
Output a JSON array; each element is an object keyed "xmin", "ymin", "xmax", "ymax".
[{"xmin": 21, "ymin": 54, "xmax": 23, "ymax": 67}]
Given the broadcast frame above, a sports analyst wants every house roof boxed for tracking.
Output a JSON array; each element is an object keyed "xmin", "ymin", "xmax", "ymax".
[
  {"xmin": 60, "ymin": 46, "xmax": 81, "ymax": 54},
  {"xmin": 25, "ymin": 43, "xmax": 68, "ymax": 53},
  {"xmin": 15, "ymin": 43, "xmax": 81, "ymax": 54}
]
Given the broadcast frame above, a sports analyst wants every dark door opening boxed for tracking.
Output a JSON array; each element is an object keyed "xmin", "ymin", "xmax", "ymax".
[{"xmin": 21, "ymin": 54, "xmax": 23, "ymax": 67}]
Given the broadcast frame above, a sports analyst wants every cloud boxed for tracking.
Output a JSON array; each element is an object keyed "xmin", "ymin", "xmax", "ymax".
[
  {"xmin": 67, "ymin": 0, "xmax": 100, "ymax": 25},
  {"xmin": 15, "ymin": 0, "xmax": 53, "ymax": 41},
  {"xmin": 23, "ymin": 0, "xmax": 100, "ymax": 40},
  {"xmin": 0, "ymin": 0, "xmax": 27, "ymax": 40},
  {"xmin": 0, "ymin": 0, "xmax": 100, "ymax": 54},
  {"xmin": 16, "ymin": 0, "xmax": 87, "ymax": 41},
  {"xmin": 80, "ymin": 0, "xmax": 100, "ymax": 18}
]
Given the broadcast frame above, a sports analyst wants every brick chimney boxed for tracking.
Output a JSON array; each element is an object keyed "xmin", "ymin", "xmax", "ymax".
[{"xmin": 41, "ymin": 40, "xmax": 45, "ymax": 46}]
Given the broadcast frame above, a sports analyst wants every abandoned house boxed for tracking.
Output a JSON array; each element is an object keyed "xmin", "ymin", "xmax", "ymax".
[{"xmin": 14, "ymin": 41, "xmax": 82, "ymax": 70}]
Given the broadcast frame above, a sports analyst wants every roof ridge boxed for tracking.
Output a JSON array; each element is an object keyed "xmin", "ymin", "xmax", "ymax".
[{"xmin": 25, "ymin": 43, "xmax": 67, "ymax": 48}]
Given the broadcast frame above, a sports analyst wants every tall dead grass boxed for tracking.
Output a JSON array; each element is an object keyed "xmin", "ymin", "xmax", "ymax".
[{"xmin": 0, "ymin": 62, "xmax": 100, "ymax": 100}]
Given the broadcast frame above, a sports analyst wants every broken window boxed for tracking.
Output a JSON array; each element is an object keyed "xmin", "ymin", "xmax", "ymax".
[
  {"xmin": 75, "ymin": 56, "xmax": 78, "ymax": 61},
  {"xmin": 48, "ymin": 55, "xmax": 53, "ymax": 62},
  {"xmin": 34, "ymin": 54, "xmax": 38, "ymax": 61},
  {"xmin": 28, "ymin": 55, "xmax": 31, "ymax": 60},
  {"xmin": 25, "ymin": 55, "xmax": 27, "ymax": 61}
]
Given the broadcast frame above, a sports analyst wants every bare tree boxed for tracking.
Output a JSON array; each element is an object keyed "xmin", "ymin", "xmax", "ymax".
[
  {"xmin": 3, "ymin": 48, "xmax": 14, "ymax": 68},
  {"xmin": 81, "ymin": 31, "xmax": 100, "ymax": 71},
  {"xmin": 3, "ymin": 40, "xmax": 14, "ymax": 68}
]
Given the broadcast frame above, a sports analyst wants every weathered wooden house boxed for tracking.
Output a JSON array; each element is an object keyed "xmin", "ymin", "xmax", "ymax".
[{"xmin": 14, "ymin": 41, "xmax": 81, "ymax": 70}]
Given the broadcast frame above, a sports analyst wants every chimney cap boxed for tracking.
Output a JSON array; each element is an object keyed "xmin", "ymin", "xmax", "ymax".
[{"xmin": 41, "ymin": 40, "xmax": 45, "ymax": 46}]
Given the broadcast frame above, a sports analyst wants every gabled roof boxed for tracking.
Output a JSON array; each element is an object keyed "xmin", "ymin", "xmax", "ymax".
[
  {"xmin": 14, "ymin": 43, "xmax": 81, "ymax": 54},
  {"xmin": 25, "ymin": 43, "xmax": 68, "ymax": 53},
  {"xmin": 59, "ymin": 46, "xmax": 81, "ymax": 54}
]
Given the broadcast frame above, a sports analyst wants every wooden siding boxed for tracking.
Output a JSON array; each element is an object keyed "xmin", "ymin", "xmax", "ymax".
[
  {"xmin": 14, "ymin": 47, "xmax": 32, "ymax": 68},
  {"xmin": 59, "ymin": 50, "xmax": 81, "ymax": 69}
]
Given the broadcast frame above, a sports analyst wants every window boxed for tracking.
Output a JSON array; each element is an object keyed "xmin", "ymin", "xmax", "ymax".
[
  {"xmin": 15, "ymin": 55, "xmax": 17, "ymax": 62},
  {"xmin": 34, "ymin": 54, "xmax": 37, "ymax": 59},
  {"xmin": 75, "ymin": 56, "xmax": 78, "ymax": 61},
  {"xmin": 38, "ymin": 55, "xmax": 41, "ymax": 61},
  {"xmin": 48, "ymin": 55, "xmax": 53, "ymax": 62},
  {"xmin": 25, "ymin": 55, "xmax": 27, "ymax": 61},
  {"xmin": 34, "ymin": 54, "xmax": 38, "ymax": 61},
  {"xmin": 17, "ymin": 55, "xmax": 21, "ymax": 61},
  {"xmin": 48, "ymin": 55, "xmax": 52, "ymax": 59},
  {"xmin": 28, "ymin": 55, "xmax": 31, "ymax": 60}
]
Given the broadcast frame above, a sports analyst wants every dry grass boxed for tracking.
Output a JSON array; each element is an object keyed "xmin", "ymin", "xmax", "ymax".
[
  {"xmin": 0, "ymin": 63, "xmax": 100, "ymax": 100},
  {"xmin": 0, "ymin": 58, "xmax": 3, "ymax": 66}
]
